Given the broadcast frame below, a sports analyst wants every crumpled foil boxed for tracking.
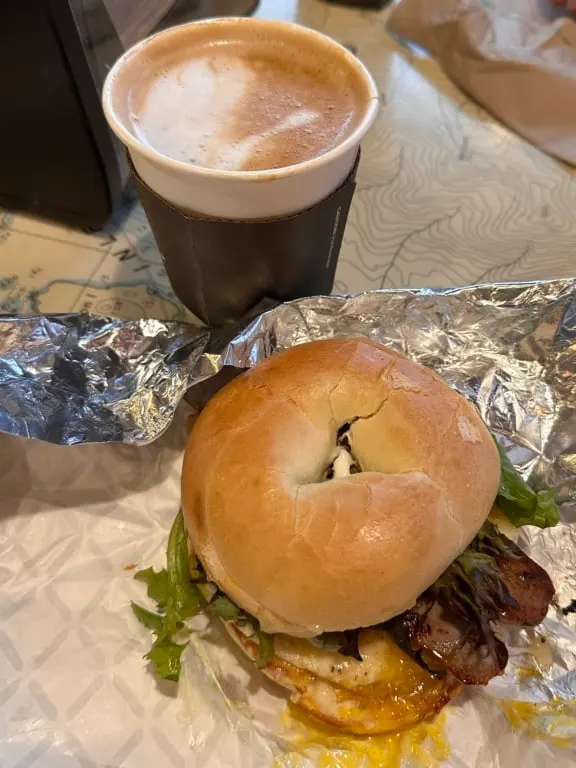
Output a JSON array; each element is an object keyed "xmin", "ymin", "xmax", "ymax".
[
  {"xmin": 1, "ymin": 279, "xmax": 575, "ymax": 767},
  {"xmin": 0, "ymin": 314, "xmax": 210, "ymax": 444}
]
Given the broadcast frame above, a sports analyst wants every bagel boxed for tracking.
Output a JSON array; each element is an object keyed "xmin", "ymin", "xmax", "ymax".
[
  {"xmin": 183, "ymin": 337, "xmax": 500, "ymax": 636},
  {"xmin": 179, "ymin": 337, "xmax": 513, "ymax": 733}
]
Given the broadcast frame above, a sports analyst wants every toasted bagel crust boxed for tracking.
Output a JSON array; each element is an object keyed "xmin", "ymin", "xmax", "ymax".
[{"xmin": 182, "ymin": 338, "xmax": 500, "ymax": 636}]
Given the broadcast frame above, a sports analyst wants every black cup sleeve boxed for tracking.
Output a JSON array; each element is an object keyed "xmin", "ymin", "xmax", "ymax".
[{"xmin": 130, "ymin": 152, "xmax": 359, "ymax": 326}]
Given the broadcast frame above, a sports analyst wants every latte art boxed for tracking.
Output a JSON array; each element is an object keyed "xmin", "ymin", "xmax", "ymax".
[{"xmin": 127, "ymin": 33, "xmax": 367, "ymax": 172}]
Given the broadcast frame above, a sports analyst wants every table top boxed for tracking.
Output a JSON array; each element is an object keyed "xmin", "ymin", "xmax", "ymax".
[{"xmin": 0, "ymin": 0, "xmax": 574, "ymax": 322}]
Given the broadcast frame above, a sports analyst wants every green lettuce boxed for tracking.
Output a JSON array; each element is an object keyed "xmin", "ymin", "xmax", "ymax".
[
  {"xmin": 254, "ymin": 630, "xmax": 275, "ymax": 669},
  {"xmin": 495, "ymin": 440, "xmax": 560, "ymax": 529},
  {"xmin": 131, "ymin": 511, "xmax": 274, "ymax": 682},
  {"xmin": 205, "ymin": 589, "xmax": 275, "ymax": 668},
  {"xmin": 131, "ymin": 512, "xmax": 202, "ymax": 681}
]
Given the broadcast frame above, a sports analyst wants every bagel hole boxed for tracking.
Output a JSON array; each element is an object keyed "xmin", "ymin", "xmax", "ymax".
[{"xmin": 323, "ymin": 421, "xmax": 362, "ymax": 480}]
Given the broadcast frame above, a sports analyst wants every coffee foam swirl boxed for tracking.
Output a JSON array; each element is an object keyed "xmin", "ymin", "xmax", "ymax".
[{"xmin": 124, "ymin": 25, "xmax": 369, "ymax": 173}]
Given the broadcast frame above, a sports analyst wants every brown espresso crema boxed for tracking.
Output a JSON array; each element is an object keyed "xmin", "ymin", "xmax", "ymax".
[{"xmin": 121, "ymin": 22, "xmax": 370, "ymax": 173}]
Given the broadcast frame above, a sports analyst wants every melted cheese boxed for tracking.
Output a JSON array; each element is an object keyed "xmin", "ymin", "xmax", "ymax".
[
  {"xmin": 268, "ymin": 629, "xmax": 461, "ymax": 735},
  {"xmin": 275, "ymin": 705, "xmax": 451, "ymax": 768},
  {"xmin": 501, "ymin": 697, "xmax": 576, "ymax": 750},
  {"xmin": 275, "ymin": 631, "xmax": 409, "ymax": 688}
]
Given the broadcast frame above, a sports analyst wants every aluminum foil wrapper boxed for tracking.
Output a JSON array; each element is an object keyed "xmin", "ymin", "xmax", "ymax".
[
  {"xmin": 0, "ymin": 314, "xmax": 211, "ymax": 444},
  {"xmin": 1, "ymin": 279, "xmax": 575, "ymax": 767}
]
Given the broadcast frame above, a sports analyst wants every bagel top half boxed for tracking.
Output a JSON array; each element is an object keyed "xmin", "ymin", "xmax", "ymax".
[{"xmin": 182, "ymin": 337, "xmax": 500, "ymax": 637}]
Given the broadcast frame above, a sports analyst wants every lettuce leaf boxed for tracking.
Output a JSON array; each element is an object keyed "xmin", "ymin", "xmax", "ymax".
[
  {"xmin": 206, "ymin": 592, "xmax": 275, "ymax": 666},
  {"xmin": 495, "ymin": 440, "xmax": 560, "ymax": 529},
  {"xmin": 131, "ymin": 511, "xmax": 202, "ymax": 682},
  {"xmin": 132, "ymin": 510, "xmax": 275, "ymax": 682},
  {"xmin": 134, "ymin": 568, "xmax": 169, "ymax": 610},
  {"xmin": 131, "ymin": 602, "xmax": 166, "ymax": 633},
  {"xmin": 146, "ymin": 638, "xmax": 188, "ymax": 682},
  {"xmin": 254, "ymin": 630, "xmax": 275, "ymax": 668},
  {"xmin": 206, "ymin": 594, "xmax": 243, "ymax": 622}
]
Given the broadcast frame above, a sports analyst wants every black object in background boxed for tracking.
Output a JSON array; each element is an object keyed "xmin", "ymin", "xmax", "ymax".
[{"xmin": 0, "ymin": 0, "xmax": 259, "ymax": 231}]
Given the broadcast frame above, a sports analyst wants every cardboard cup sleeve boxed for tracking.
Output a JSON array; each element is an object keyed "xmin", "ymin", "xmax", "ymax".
[{"xmin": 130, "ymin": 153, "xmax": 359, "ymax": 326}]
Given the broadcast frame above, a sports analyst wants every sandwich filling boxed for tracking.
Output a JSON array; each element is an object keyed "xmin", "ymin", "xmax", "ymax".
[
  {"xmin": 189, "ymin": 517, "xmax": 554, "ymax": 687},
  {"xmin": 324, "ymin": 422, "xmax": 362, "ymax": 479}
]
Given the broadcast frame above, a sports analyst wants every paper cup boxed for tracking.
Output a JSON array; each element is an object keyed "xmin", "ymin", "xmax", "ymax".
[
  {"xmin": 102, "ymin": 17, "xmax": 379, "ymax": 220},
  {"xmin": 129, "ymin": 152, "xmax": 360, "ymax": 325}
]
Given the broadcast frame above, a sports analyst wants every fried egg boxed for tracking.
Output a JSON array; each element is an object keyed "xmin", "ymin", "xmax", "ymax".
[{"xmin": 226, "ymin": 624, "xmax": 461, "ymax": 734}]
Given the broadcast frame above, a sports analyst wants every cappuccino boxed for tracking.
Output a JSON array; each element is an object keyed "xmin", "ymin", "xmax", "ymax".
[
  {"xmin": 117, "ymin": 22, "xmax": 370, "ymax": 173},
  {"xmin": 103, "ymin": 18, "xmax": 379, "ymax": 218}
]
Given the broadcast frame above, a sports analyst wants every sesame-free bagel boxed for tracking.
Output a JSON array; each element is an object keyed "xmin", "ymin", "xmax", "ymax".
[{"xmin": 182, "ymin": 337, "xmax": 500, "ymax": 637}]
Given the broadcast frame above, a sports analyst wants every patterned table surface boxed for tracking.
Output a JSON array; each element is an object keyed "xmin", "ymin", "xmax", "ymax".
[{"xmin": 0, "ymin": 0, "xmax": 574, "ymax": 323}]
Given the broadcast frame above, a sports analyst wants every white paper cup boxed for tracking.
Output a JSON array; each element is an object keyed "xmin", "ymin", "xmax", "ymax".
[{"xmin": 102, "ymin": 17, "xmax": 379, "ymax": 220}]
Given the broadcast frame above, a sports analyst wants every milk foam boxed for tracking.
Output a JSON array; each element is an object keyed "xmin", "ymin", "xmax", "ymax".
[
  {"xmin": 127, "ymin": 34, "xmax": 367, "ymax": 173},
  {"xmin": 133, "ymin": 55, "xmax": 258, "ymax": 171},
  {"xmin": 213, "ymin": 108, "xmax": 321, "ymax": 172}
]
